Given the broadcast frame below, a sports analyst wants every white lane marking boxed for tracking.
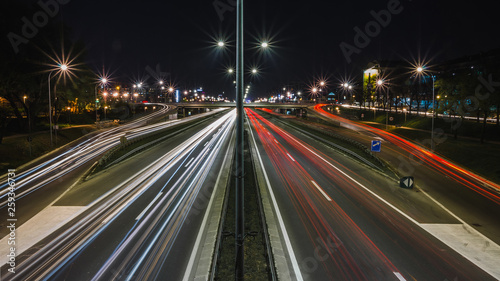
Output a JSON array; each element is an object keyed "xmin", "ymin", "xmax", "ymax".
[
  {"xmin": 184, "ymin": 157, "xmax": 194, "ymax": 168},
  {"xmin": 0, "ymin": 206, "xmax": 85, "ymax": 265},
  {"xmin": 135, "ymin": 192, "xmax": 163, "ymax": 220},
  {"xmin": 182, "ymin": 125, "xmax": 235, "ymax": 281},
  {"xmin": 287, "ymin": 153, "xmax": 295, "ymax": 162},
  {"xmin": 278, "ymin": 127, "xmax": 500, "ymax": 280},
  {"xmin": 311, "ymin": 180, "xmax": 332, "ymax": 201},
  {"xmin": 248, "ymin": 125, "xmax": 303, "ymax": 281},
  {"xmin": 274, "ymin": 139, "xmax": 279, "ymax": 144},
  {"xmin": 393, "ymin": 272, "xmax": 406, "ymax": 281},
  {"xmin": 204, "ymin": 141, "xmax": 208, "ymax": 147}
]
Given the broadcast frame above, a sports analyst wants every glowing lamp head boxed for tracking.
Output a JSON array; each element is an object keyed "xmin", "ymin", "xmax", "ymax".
[
  {"xmin": 218, "ymin": 41, "xmax": 225, "ymax": 47},
  {"xmin": 261, "ymin": 42, "xmax": 268, "ymax": 48},
  {"xmin": 377, "ymin": 80, "xmax": 383, "ymax": 85},
  {"xmin": 417, "ymin": 66, "xmax": 423, "ymax": 73},
  {"xmin": 60, "ymin": 64, "xmax": 68, "ymax": 71}
]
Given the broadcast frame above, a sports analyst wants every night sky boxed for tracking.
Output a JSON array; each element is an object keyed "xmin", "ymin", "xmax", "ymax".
[{"xmin": 8, "ymin": 0, "xmax": 500, "ymax": 99}]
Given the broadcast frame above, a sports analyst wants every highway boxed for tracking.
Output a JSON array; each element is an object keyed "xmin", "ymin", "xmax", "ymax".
[
  {"xmin": 246, "ymin": 108, "xmax": 496, "ymax": 280},
  {"xmin": 1, "ymin": 109, "xmax": 235, "ymax": 280},
  {"xmin": 1, "ymin": 103, "xmax": 498, "ymax": 280},
  {"xmin": 311, "ymin": 104, "xmax": 500, "ymax": 244},
  {"xmin": 0, "ymin": 105, "xmax": 224, "ymax": 237}
]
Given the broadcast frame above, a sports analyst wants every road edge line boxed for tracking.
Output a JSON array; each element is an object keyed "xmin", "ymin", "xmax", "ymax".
[
  {"xmin": 247, "ymin": 115, "xmax": 303, "ymax": 281},
  {"xmin": 182, "ymin": 122, "xmax": 236, "ymax": 281}
]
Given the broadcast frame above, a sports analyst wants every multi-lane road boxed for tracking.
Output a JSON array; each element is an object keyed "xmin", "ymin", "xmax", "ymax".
[
  {"xmin": 0, "ymin": 107, "xmax": 235, "ymax": 280},
  {"xmin": 1, "ymin": 103, "xmax": 499, "ymax": 280},
  {"xmin": 246, "ymin": 108, "xmax": 499, "ymax": 280}
]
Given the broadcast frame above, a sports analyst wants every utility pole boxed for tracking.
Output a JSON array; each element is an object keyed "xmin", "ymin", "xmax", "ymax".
[{"xmin": 235, "ymin": 0, "xmax": 245, "ymax": 279}]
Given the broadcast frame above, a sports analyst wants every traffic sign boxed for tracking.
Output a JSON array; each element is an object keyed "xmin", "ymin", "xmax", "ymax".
[
  {"xmin": 399, "ymin": 176, "xmax": 414, "ymax": 189},
  {"xmin": 371, "ymin": 140, "xmax": 381, "ymax": 152}
]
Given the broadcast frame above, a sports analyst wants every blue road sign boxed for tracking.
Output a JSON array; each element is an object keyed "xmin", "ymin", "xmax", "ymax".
[{"xmin": 371, "ymin": 140, "xmax": 381, "ymax": 152}]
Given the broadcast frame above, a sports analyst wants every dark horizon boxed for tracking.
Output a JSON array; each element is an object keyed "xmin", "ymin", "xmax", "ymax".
[{"xmin": 5, "ymin": 0, "xmax": 500, "ymax": 99}]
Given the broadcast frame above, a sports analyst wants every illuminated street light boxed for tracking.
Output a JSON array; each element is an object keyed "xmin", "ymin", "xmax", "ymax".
[
  {"xmin": 48, "ymin": 64, "xmax": 69, "ymax": 147},
  {"xmin": 415, "ymin": 65, "xmax": 436, "ymax": 150},
  {"xmin": 261, "ymin": 42, "xmax": 268, "ymax": 48},
  {"xmin": 228, "ymin": 68, "xmax": 234, "ymax": 74},
  {"xmin": 218, "ymin": 41, "xmax": 225, "ymax": 47}
]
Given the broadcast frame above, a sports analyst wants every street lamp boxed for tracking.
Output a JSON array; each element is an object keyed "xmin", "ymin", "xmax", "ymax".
[
  {"xmin": 416, "ymin": 65, "xmax": 436, "ymax": 150},
  {"xmin": 168, "ymin": 87, "xmax": 174, "ymax": 102},
  {"xmin": 67, "ymin": 106, "xmax": 71, "ymax": 127},
  {"xmin": 376, "ymin": 79, "xmax": 391, "ymax": 130},
  {"xmin": 48, "ymin": 64, "xmax": 68, "ymax": 147},
  {"xmin": 95, "ymin": 77, "xmax": 108, "ymax": 126}
]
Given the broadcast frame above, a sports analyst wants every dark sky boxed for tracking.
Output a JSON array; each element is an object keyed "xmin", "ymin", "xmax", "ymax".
[{"xmin": 10, "ymin": 0, "xmax": 500, "ymax": 99}]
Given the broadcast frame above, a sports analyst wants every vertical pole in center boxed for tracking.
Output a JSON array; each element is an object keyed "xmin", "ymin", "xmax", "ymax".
[{"xmin": 235, "ymin": 0, "xmax": 245, "ymax": 279}]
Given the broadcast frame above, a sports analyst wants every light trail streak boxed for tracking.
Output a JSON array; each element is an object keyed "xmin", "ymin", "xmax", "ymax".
[
  {"xmin": 246, "ymin": 108, "xmax": 403, "ymax": 280},
  {"xmin": 5, "ymin": 110, "xmax": 234, "ymax": 281},
  {"xmin": 0, "ymin": 107, "xmax": 227, "ymax": 206},
  {"xmin": 92, "ymin": 110, "xmax": 235, "ymax": 281},
  {"xmin": 313, "ymin": 104, "xmax": 500, "ymax": 204},
  {"xmin": 250, "ymin": 108, "xmax": 489, "ymax": 279}
]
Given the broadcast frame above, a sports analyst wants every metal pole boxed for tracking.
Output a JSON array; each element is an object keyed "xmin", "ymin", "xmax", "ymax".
[
  {"xmin": 431, "ymin": 75, "xmax": 435, "ymax": 150},
  {"xmin": 95, "ymin": 85, "xmax": 99, "ymax": 127},
  {"xmin": 386, "ymin": 87, "xmax": 389, "ymax": 130},
  {"xmin": 235, "ymin": 0, "xmax": 245, "ymax": 279},
  {"xmin": 48, "ymin": 72, "xmax": 53, "ymax": 147}
]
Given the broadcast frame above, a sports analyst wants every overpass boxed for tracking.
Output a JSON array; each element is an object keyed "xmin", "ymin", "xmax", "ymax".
[
  {"xmin": 166, "ymin": 102, "xmax": 312, "ymax": 109},
  {"xmin": 167, "ymin": 102, "xmax": 313, "ymax": 117}
]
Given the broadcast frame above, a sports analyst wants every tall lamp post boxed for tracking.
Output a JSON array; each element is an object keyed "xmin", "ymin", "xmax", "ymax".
[
  {"xmin": 48, "ymin": 64, "xmax": 68, "ymax": 147},
  {"xmin": 235, "ymin": 0, "xmax": 244, "ymax": 278},
  {"xmin": 95, "ymin": 77, "xmax": 108, "ymax": 126},
  {"xmin": 417, "ymin": 66, "xmax": 435, "ymax": 150}
]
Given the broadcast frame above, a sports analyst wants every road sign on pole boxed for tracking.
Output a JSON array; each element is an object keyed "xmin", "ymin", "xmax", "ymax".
[{"xmin": 371, "ymin": 140, "xmax": 381, "ymax": 152}]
